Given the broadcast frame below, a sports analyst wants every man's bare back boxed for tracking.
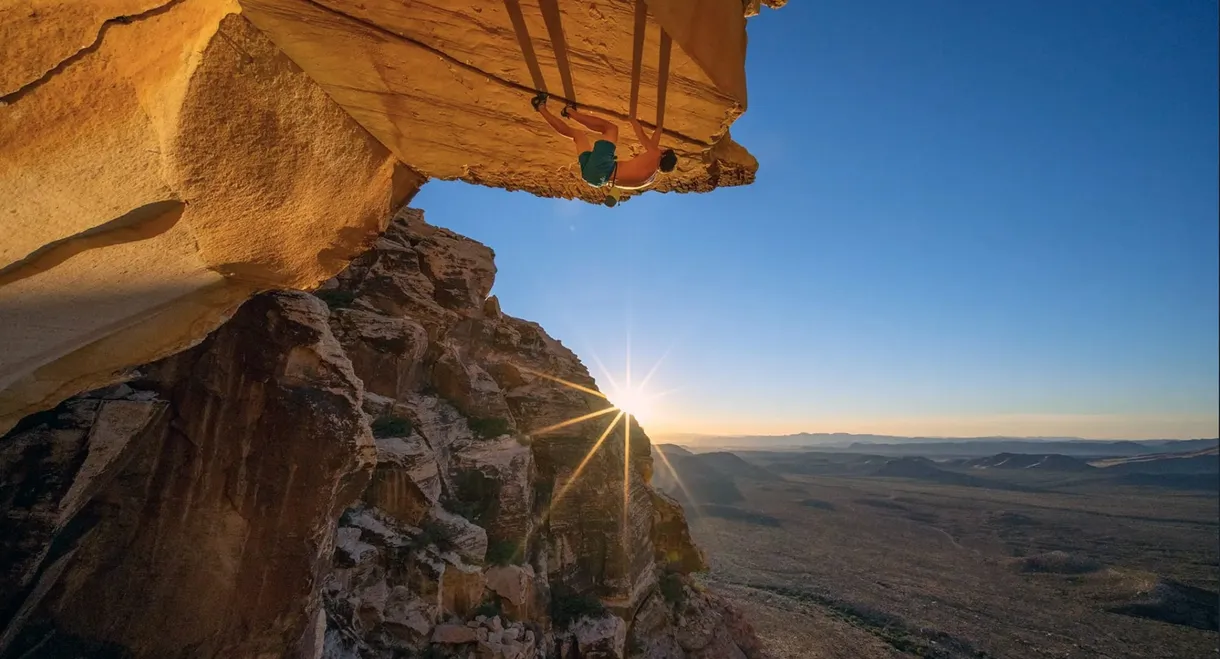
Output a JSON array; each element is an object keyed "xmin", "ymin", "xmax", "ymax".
[
  {"xmin": 613, "ymin": 122, "xmax": 665, "ymax": 189},
  {"xmin": 532, "ymin": 93, "xmax": 677, "ymax": 205}
]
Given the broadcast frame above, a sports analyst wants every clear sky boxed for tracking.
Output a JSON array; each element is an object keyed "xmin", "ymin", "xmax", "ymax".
[{"xmin": 413, "ymin": 0, "xmax": 1219, "ymax": 440}]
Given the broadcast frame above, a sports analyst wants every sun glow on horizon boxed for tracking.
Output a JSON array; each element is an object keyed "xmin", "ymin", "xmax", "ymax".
[
  {"xmin": 516, "ymin": 339, "xmax": 693, "ymax": 560},
  {"xmin": 605, "ymin": 382, "xmax": 653, "ymax": 422},
  {"xmin": 588, "ymin": 341, "xmax": 677, "ymax": 428}
]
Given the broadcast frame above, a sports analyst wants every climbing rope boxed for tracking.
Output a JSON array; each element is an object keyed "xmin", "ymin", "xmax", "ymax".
[
  {"xmin": 655, "ymin": 29, "xmax": 672, "ymax": 132},
  {"xmin": 538, "ymin": 0, "xmax": 578, "ymax": 103},
  {"xmin": 628, "ymin": 0, "xmax": 647, "ymax": 118},
  {"xmin": 503, "ymin": 0, "xmax": 578, "ymax": 104},
  {"xmin": 504, "ymin": 0, "xmax": 548, "ymax": 93},
  {"xmin": 627, "ymin": 0, "xmax": 673, "ymax": 132},
  {"xmin": 503, "ymin": 0, "xmax": 673, "ymax": 134}
]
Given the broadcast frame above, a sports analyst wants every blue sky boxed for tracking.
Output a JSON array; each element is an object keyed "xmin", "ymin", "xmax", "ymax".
[{"xmin": 414, "ymin": 0, "xmax": 1219, "ymax": 439}]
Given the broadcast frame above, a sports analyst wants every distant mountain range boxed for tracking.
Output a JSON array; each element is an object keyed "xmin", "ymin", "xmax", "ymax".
[
  {"xmin": 652, "ymin": 446, "xmax": 785, "ymax": 508},
  {"xmin": 654, "ymin": 432, "xmax": 1218, "ymax": 459},
  {"xmin": 719, "ymin": 444, "xmax": 1217, "ymax": 493}
]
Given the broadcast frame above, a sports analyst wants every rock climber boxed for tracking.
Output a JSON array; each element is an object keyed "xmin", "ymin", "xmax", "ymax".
[{"xmin": 531, "ymin": 92, "xmax": 677, "ymax": 207}]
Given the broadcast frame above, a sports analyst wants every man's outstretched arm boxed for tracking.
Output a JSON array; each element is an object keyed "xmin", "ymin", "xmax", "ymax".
[
  {"xmin": 649, "ymin": 125, "xmax": 663, "ymax": 150},
  {"xmin": 631, "ymin": 118, "xmax": 665, "ymax": 151},
  {"xmin": 629, "ymin": 118, "xmax": 653, "ymax": 149}
]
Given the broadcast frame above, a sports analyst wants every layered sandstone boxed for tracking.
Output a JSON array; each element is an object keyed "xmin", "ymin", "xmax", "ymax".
[
  {"xmin": 0, "ymin": 2, "xmax": 419, "ymax": 435},
  {"xmin": 241, "ymin": 0, "xmax": 758, "ymax": 200}
]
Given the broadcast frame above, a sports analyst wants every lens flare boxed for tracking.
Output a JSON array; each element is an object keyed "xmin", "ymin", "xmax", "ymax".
[{"xmin": 521, "ymin": 342, "xmax": 690, "ymax": 550}]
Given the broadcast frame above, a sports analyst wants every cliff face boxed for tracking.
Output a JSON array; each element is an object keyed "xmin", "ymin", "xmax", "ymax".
[
  {"xmin": 315, "ymin": 209, "xmax": 764, "ymax": 658},
  {"xmin": 1, "ymin": 0, "xmax": 768, "ymax": 436},
  {"xmin": 0, "ymin": 208, "xmax": 765, "ymax": 659},
  {"xmin": 3, "ymin": 2, "xmax": 774, "ymax": 653},
  {"xmin": 1, "ymin": 291, "xmax": 374, "ymax": 658}
]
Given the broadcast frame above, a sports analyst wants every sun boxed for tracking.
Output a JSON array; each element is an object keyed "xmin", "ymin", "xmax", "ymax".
[
  {"xmin": 517, "ymin": 341, "xmax": 698, "ymax": 557},
  {"xmin": 607, "ymin": 383, "xmax": 652, "ymax": 421}
]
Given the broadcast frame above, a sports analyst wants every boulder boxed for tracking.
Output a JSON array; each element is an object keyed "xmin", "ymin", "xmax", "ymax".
[
  {"xmin": 429, "ymin": 507, "xmax": 489, "ymax": 564},
  {"xmin": 399, "ymin": 392, "xmax": 479, "ymax": 456},
  {"xmin": 376, "ymin": 436, "xmax": 442, "ymax": 500},
  {"xmin": 334, "ymin": 526, "xmax": 378, "ymax": 566},
  {"xmin": 433, "ymin": 623, "xmax": 478, "ymax": 645},
  {"xmin": 383, "ymin": 587, "xmax": 434, "ymax": 639},
  {"xmin": 364, "ymin": 435, "xmax": 442, "ymax": 527},
  {"xmin": 485, "ymin": 565, "xmax": 536, "ymax": 609},
  {"xmin": 573, "ymin": 614, "xmax": 628, "ymax": 659},
  {"xmin": 433, "ymin": 346, "xmax": 514, "ymax": 422},
  {"xmin": 440, "ymin": 561, "xmax": 489, "ymax": 618}
]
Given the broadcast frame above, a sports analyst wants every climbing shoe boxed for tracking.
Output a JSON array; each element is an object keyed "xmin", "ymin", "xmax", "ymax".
[
  {"xmin": 531, "ymin": 92, "xmax": 548, "ymax": 111},
  {"xmin": 561, "ymin": 101, "xmax": 577, "ymax": 118}
]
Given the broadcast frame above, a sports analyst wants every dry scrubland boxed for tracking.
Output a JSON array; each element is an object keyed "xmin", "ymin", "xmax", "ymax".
[{"xmin": 656, "ymin": 449, "xmax": 1219, "ymax": 659}]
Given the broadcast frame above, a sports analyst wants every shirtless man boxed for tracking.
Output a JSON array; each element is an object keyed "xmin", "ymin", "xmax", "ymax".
[{"xmin": 532, "ymin": 92, "xmax": 677, "ymax": 206}]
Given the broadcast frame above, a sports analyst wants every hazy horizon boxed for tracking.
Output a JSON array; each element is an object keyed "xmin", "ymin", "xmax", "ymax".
[
  {"xmin": 645, "ymin": 428, "xmax": 1220, "ymax": 444},
  {"xmin": 638, "ymin": 412, "xmax": 1220, "ymax": 442},
  {"xmin": 415, "ymin": 0, "xmax": 1219, "ymax": 441}
]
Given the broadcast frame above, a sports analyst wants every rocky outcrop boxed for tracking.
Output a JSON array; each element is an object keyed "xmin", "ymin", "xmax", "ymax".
[
  {"xmin": 652, "ymin": 490, "xmax": 710, "ymax": 574},
  {"xmin": 0, "ymin": 292, "xmax": 374, "ymax": 658},
  {"xmin": 0, "ymin": 208, "xmax": 766, "ymax": 658},
  {"xmin": 629, "ymin": 582, "xmax": 769, "ymax": 659},
  {"xmin": 2, "ymin": 1, "xmax": 775, "ymax": 434},
  {"xmin": 744, "ymin": 0, "xmax": 788, "ymax": 17},
  {"xmin": 320, "ymin": 209, "xmax": 656, "ymax": 608},
  {"xmin": 311, "ymin": 207, "xmax": 765, "ymax": 658},
  {"xmin": 571, "ymin": 615, "xmax": 629, "ymax": 658}
]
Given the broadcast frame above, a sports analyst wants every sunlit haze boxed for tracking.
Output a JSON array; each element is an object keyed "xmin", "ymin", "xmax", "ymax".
[{"xmin": 415, "ymin": 0, "xmax": 1219, "ymax": 441}]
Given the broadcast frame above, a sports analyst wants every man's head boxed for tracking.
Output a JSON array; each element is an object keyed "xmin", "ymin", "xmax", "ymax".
[{"xmin": 659, "ymin": 149, "xmax": 678, "ymax": 173}]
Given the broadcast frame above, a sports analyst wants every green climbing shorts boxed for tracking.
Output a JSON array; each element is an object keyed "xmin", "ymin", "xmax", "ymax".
[{"xmin": 578, "ymin": 140, "xmax": 617, "ymax": 187}]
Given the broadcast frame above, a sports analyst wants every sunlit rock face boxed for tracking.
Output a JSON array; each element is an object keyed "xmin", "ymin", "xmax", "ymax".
[
  {"xmin": 1, "ymin": 0, "xmax": 767, "ymax": 442},
  {"xmin": 0, "ymin": 2, "xmax": 418, "ymax": 435},
  {"xmin": 241, "ymin": 0, "xmax": 759, "ymax": 201}
]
